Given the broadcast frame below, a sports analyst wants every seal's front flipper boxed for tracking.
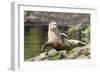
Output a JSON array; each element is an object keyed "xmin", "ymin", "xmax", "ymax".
[
  {"xmin": 41, "ymin": 42, "xmax": 50, "ymax": 50},
  {"xmin": 61, "ymin": 33, "xmax": 68, "ymax": 39}
]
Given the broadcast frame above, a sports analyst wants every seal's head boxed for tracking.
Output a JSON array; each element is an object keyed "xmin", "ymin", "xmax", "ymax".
[{"xmin": 49, "ymin": 21, "xmax": 58, "ymax": 31}]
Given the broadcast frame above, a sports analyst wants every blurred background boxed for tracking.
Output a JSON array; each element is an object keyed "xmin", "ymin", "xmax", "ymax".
[{"xmin": 24, "ymin": 11, "xmax": 90, "ymax": 60}]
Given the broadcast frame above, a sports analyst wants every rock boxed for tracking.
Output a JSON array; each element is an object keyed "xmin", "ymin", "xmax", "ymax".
[
  {"xmin": 47, "ymin": 49, "xmax": 60, "ymax": 60},
  {"xmin": 77, "ymin": 55, "xmax": 89, "ymax": 59},
  {"xmin": 34, "ymin": 52, "xmax": 48, "ymax": 61},
  {"xmin": 67, "ymin": 48, "xmax": 80, "ymax": 59},
  {"xmin": 58, "ymin": 50, "xmax": 67, "ymax": 59},
  {"xmin": 26, "ymin": 52, "xmax": 48, "ymax": 61},
  {"xmin": 79, "ymin": 44, "xmax": 90, "ymax": 55},
  {"xmin": 47, "ymin": 49, "xmax": 58, "ymax": 57},
  {"xmin": 43, "ymin": 59, "xmax": 49, "ymax": 61},
  {"xmin": 26, "ymin": 44, "xmax": 90, "ymax": 61},
  {"xmin": 67, "ymin": 44, "xmax": 90, "ymax": 59},
  {"xmin": 25, "ymin": 57, "xmax": 36, "ymax": 61},
  {"xmin": 48, "ymin": 53, "xmax": 61, "ymax": 60},
  {"xmin": 87, "ymin": 55, "xmax": 90, "ymax": 58}
]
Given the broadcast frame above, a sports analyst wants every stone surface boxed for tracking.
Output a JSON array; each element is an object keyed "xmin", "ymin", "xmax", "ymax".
[
  {"xmin": 26, "ymin": 44, "xmax": 90, "ymax": 61},
  {"xmin": 47, "ymin": 49, "xmax": 58, "ymax": 57}
]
